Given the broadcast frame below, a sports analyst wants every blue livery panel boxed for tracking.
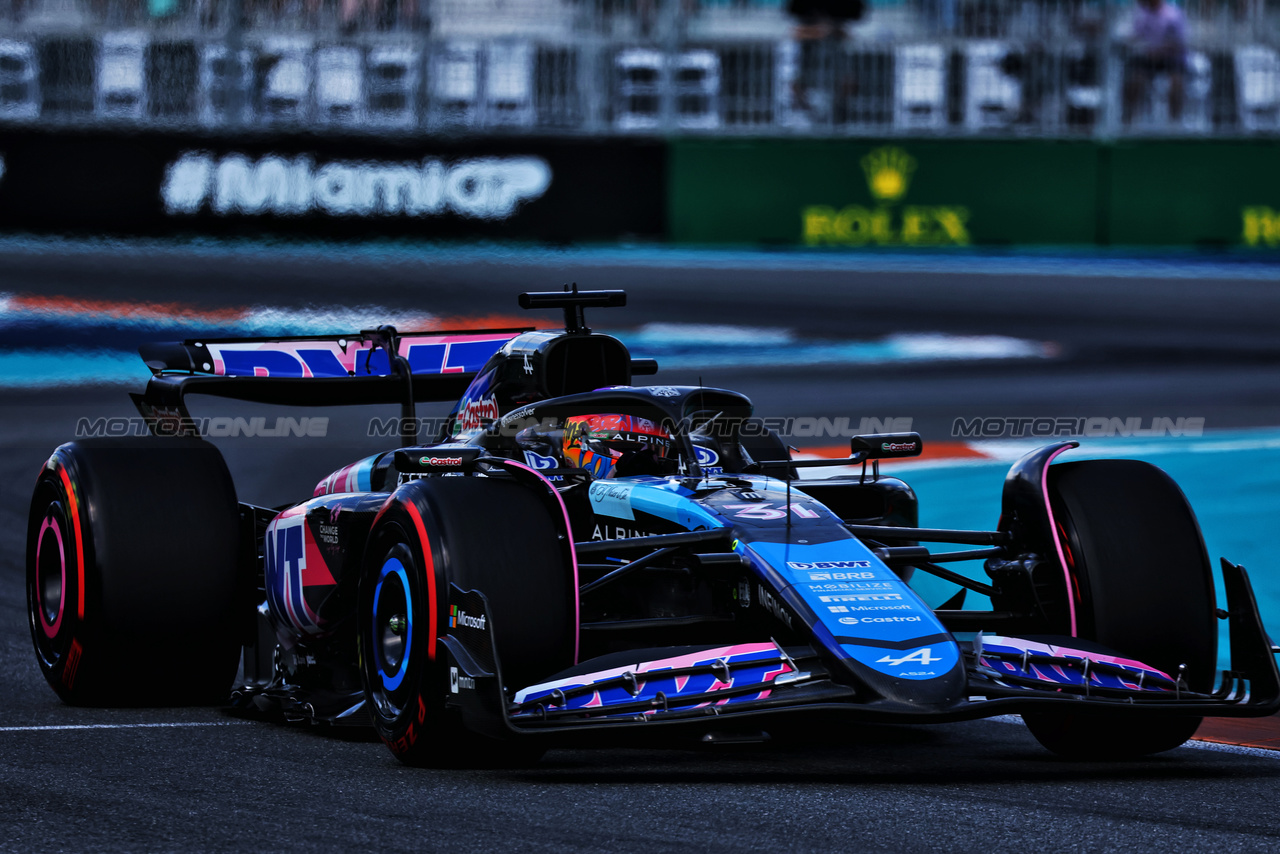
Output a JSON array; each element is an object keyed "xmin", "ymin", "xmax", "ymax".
[{"xmin": 587, "ymin": 474, "xmax": 963, "ymax": 688}]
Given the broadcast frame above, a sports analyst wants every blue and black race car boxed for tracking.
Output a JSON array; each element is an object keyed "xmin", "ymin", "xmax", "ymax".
[{"xmin": 27, "ymin": 288, "xmax": 1280, "ymax": 766}]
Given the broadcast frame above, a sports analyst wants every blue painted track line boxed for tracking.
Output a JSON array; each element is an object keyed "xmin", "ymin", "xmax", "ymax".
[{"xmin": 2, "ymin": 234, "xmax": 1279, "ymax": 280}]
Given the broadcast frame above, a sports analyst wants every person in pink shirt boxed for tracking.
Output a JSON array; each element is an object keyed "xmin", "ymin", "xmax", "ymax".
[{"xmin": 1123, "ymin": 0, "xmax": 1189, "ymax": 123}]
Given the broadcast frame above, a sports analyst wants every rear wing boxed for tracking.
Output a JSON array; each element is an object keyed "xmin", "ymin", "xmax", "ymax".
[{"xmin": 132, "ymin": 327, "xmax": 530, "ymax": 445}]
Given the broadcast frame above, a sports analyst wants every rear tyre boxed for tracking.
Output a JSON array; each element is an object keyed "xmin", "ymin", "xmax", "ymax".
[
  {"xmin": 27, "ymin": 438, "xmax": 243, "ymax": 706},
  {"xmin": 359, "ymin": 477, "xmax": 575, "ymax": 767},
  {"xmin": 1022, "ymin": 460, "xmax": 1217, "ymax": 759}
]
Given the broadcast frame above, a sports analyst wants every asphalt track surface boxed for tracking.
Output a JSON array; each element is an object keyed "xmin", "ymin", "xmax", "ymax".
[{"xmin": 3, "ymin": 240, "xmax": 1280, "ymax": 852}]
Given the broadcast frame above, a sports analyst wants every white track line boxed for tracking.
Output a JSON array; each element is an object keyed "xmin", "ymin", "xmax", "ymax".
[{"xmin": 0, "ymin": 721, "xmax": 252, "ymax": 732}]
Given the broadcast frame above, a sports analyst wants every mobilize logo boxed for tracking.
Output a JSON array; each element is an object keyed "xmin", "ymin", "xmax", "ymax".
[
  {"xmin": 449, "ymin": 667, "xmax": 476, "ymax": 693},
  {"xmin": 162, "ymin": 152, "xmax": 552, "ymax": 220},
  {"xmin": 449, "ymin": 606, "xmax": 486, "ymax": 630}
]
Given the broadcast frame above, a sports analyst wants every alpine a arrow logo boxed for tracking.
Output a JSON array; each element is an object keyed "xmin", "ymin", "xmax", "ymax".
[{"xmin": 876, "ymin": 647, "xmax": 940, "ymax": 667}]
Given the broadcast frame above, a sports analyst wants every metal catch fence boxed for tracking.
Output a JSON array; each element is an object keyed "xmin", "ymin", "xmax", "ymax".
[{"xmin": 2, "ymin": 0, "xmax": 1279, "ymax": 135}]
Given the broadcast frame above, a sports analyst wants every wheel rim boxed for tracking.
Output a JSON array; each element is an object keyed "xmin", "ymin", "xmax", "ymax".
[
  {"xmin": 35, "ymin": 509, "xmax": 67, "ymax": 639},
  {"xmin": 370, "ymin": 553, "xmax": 414, "ymax": 716}
]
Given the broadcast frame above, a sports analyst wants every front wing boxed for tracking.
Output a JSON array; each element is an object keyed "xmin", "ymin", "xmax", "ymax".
[{"xmin": 441, "ymin": 559, "xmax": 1280, "ymax": 744}]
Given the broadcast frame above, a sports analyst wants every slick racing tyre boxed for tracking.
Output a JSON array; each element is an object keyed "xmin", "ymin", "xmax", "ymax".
[
  {"xmin": 1023, "ymin": 459, "xmax": 1217, "ymax": 760},
  {"xmin": 27, "ymin": 438, "xmax": 243, "ymax": 706},
  {"xmin": 359, "ymin": 476, "xmax": 576, "ymax": 768}
]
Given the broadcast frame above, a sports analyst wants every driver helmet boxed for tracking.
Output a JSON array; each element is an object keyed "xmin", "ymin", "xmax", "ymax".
[{"xmin": 562, "ymin": 414, "xmax": 674, "ymax": 478}]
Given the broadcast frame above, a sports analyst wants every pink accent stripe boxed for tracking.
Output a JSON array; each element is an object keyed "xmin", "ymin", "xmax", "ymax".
[
  {"xmin": 281, "ymin": 558, "xmax": 303, "ymax": 632},
  {"xmin": 1040, "ymin": 445, "xmax": 1077, "ymax": 636},
  {"xmin": 501, "ymin": 460, "xmax": 581, "ymax": 664},
  {"xmin": 515, "ymin": 642, "xmax": 779, "ymax": 700},
  {"xmin": 402, "ymin": 500, "xmax": 438, "ymax": 662},
  {"xmin": 637, "ymin": 642, "xmax": 778, "ymax": 672},
  {"xmin": 985, "ymin": 635, "xmax": 1173, "ymax": 680},
  {"xmin": 54, "ymin": 465, "xmax": 85, "ymax": 620},
  {"xmin": 36, "ymin": 515, "xmax": 66, "ymax": 638}
]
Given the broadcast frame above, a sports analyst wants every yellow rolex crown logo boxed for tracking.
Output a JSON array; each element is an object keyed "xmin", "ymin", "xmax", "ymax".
[{"xmin": 861, "ymin": 147, "xmax": 917, "ymax": 202}]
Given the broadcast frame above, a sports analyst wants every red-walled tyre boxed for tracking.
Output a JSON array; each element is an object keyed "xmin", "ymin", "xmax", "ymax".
[
  {"xmin": 1023, "ymin": 459, "xmax": 1218, "ymax": 759},
  {"xmin": 27, "ymin": 438, "xmax": 243, "ymax": 706},
  {"xmin": 359, "ymin": 476, "xmax": 575, "ymax": 768}
]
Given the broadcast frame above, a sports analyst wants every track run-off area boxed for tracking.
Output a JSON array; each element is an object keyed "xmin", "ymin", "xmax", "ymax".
[{"xmin": 2, "ymin": 238, "xmax": 1280, "ymax": 852}]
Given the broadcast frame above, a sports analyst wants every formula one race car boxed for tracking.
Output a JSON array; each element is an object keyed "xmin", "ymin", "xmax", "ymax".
[{"xmin": 27, "ymin": 288, "xmax": 1280, "ymax": 765}]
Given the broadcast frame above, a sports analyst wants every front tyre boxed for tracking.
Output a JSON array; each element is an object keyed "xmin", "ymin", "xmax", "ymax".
[
  {"xmin": 359, "ymin": 477, "xmax": 575, "ymax": 767},
  {"xmin": 363, "ymin": 531, "xmax": 437, "ymax": 760},
  {"xmin": 1023, "ymin": 459, "xmax": 1217, "ymax": 759}
]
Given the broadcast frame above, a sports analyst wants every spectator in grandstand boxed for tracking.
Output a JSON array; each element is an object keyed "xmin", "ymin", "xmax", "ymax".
[
  {"xmin": 786, "ymin": 0, "xmax": 866, "ymax": 124},
  {"xmin": 341, "ymin": 0, "xmax": 423, "ymax": 32},
  {"xmin": 341, "ymin": 0, "xmax": 379, "ymax": 32},
  {"xmin": 1000, "ymin": 45, "xmax": 1052, "ymax": 126},
  {"xmin": 1122, "ymin": 0, "xmax": 1188, "ymax": 124}
]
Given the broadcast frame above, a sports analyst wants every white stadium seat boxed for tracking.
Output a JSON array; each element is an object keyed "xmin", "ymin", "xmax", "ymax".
[{"xmin": 0, "ymin": 39, "xmax": 39, "ymax": 119}]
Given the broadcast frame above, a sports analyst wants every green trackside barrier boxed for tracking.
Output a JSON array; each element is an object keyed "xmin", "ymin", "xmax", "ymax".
[
  {"xmin": 668, "ymin": 139, "xmax": 1280, "ymax": 248},
  {"xmin": 669, "ymin": 139, "xmax": 1101, "ymax": 247},
  {"xmin": 1106, "ymin": 141, "xmax": 1280, "ymax": 248}
]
